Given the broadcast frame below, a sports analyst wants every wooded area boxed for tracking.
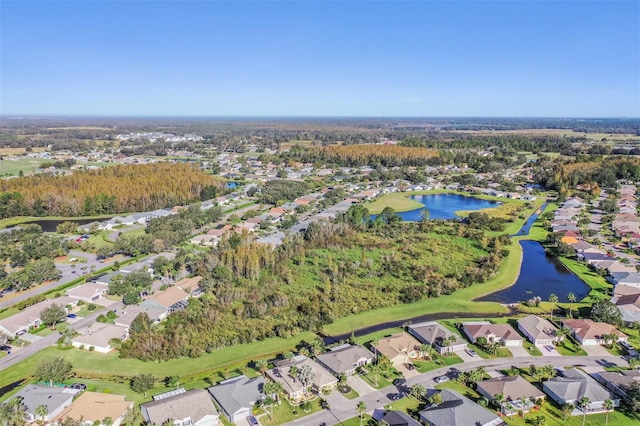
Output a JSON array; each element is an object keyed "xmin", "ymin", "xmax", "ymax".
[{"xmin": 0, "ymin": 163, "xmax": 223, "ymax": 218}]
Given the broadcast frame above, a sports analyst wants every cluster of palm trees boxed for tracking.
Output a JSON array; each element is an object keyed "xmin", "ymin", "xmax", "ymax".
[{"xmin": 457, "ymin": 366, "xmax": 487, "ymax": 386}]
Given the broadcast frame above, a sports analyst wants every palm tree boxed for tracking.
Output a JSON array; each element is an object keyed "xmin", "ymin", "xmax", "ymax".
[
  {"xmin": 420, "ymin": 343, "xmax": 434, "ymax": 360},
  {"xmin": 263, "ymin": 381, "xmax": 279, "ymax": 419},
  {"xmin": 255, "ymin": 359, "xmax": 268, "ymax": 376},
  {"xmin": 430, "ymin": 392, "xmax": 443, "ymax": 405},
  {"xmin": 549, "ymin": 293, "xmax": 559, "ymax": 319},
  {"xmin": 289, "ymin": 366, "xmax": 298, "ymax": 382},
  {"xmin": 603, "ymin": 398, "xmax": 614, "ymax": 426},
  {"xmin": 541, "ymin": 364, "xmax": 556, "ymax": 381},
  {"xmin": 578, "ymin": 396, "xmax": 590, "ymax": 426},
  {"xmin": 445, "ymin": 335, "xmax": 457, "ymax": 356},
  {"xmin": 629, "ymin": 356, "xmax": 640, "ymax": 370},
  {"xmin": 356, "ymin": 401, "xmax": 367, "ymax": 426},
  {"xmin": 297, "ymin": 364, "xmax": 314, "ymax": 396},
  {"xmin": 410, "ymin": 384, "xmax": 426, "ymax": 400},
  {"xmin": 475, "ymin": 366, "xmax": 487, "ymax": 380},
  {"xmin": 567, "ymin": 292, "xmax": 576, "ymax": 318},
  {"xmin": 493, "ymin": 392, "xmax": 505, "ymax": 412},
  {"xmin": 35, "ymin": 404, "xmax": 48, "ymax": 426},
  {"xmin": 371, "ymin": 338, "xmax": 379, "ymax": 358},
  {"xmin": 311, "ymin": 339, "xmax": 324, "ymax": 357},
  {"xmin": 561, "ymin": 403, "xmax": 574, "ymax": 422}
]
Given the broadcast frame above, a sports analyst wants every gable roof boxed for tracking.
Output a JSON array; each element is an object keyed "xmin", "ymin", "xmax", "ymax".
[
  {"xmin": 272, "ymin": 355, "xmax": 337, "ymax": 388},
  {"xmin": 477, "ymin": 376, "xmax": 545, "ymax": 401},
  {"xmin": 141, "ymin": 389, "xmax": 217, "ymax": 425},
  {"xmin": 73, "ymin": 323, "xmax": 128, "ymax": 349},
  {"xmin": 54, "ymin": 391, "xmax": 132, "ymax": 423},
  {"xmin": 147, "ymin": 286, "xmax": 189, "ymax": 309},
  {"xmin": 419, "ymin": 389, "xmax": 500, "ymax": 426},
  {"xmin": 408, "ymin": 321, "xmax": 466, "ymax": 347},
  {"xmin": 543, "ymin": 368, "xmax": 612, "ymax": 403},
  {"xmin": 315, "ymin": 345, "xmax": 374, "ymax": 375},
  {"xmin": 208, "ymin": 375, "xmax": 265, "ymax": 417}
]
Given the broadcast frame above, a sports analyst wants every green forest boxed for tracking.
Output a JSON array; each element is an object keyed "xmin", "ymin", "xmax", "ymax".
[{"xmin": 120, "ymin": 214, "xmax": 510, "ymax": 361}]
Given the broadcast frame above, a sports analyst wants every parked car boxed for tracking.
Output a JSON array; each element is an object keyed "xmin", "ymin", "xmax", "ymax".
[
  {"xmin": 69, "ymin": 383, "xmax": 87, "ymax": 390},
  {"xmin": 0, "ymin": 345, "xmax": 11, "ymax": 352},
  {"xmin": 247, "ymin": 416, "xmax": 259, "ymax": 426},
  {"xmin": 66, "ymin": 314, "xmax": 77, "ymax": 319},
  {"xmin": 545, "ymin": 345, "xmax": 554, "ymax": 352},
  {"xmin": 465, "ymin": 348, "xmax": 478, "ymax": 357},
  {"xmin": 389, "ymin": 393, "xmax": 404, "ymax": 401},
  {"xmin": 434, "ymin": 375, "xmax": 450, "ymax": 384},
  {"xmin": 405, "ymin": 363, "xmax": 415, "ymax": 370}
]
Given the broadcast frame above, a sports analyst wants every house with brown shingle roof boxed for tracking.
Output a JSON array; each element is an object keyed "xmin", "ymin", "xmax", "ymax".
[
  {"xmin": 461, "ymin": 321, "xmax": 523, "ymax": 347},
  {"xmin": 562, "ymin": 319, "xmax": 627, "ymax": 346},
  {"xmin": 54, "ymin": 391, "xmax": 132, "ymax": 426},
  {"xmin": 373, "ymin": 332, "xmax": 423, "ymax": 366},
  {"xmin": 476, "ymin": 376, "xmax": 545, "ymax": 416}
]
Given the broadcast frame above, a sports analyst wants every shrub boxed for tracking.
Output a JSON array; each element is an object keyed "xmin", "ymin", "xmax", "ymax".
[
  {"xmin": 89, "ymin": 346, "xmax": 95, "ymax": 351},
  {"xmin": 87, "ymin": 303, "xmax": 97, "ymax": 311}
]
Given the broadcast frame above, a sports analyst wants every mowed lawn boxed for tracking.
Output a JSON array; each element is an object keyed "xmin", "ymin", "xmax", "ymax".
[
  {"xmin": 0, "ymin": 158, "xmax": 49, "ymax": 176},
  {"xmin": 0, "ymin": 331, "xmax": 317, "ymax": 401}
]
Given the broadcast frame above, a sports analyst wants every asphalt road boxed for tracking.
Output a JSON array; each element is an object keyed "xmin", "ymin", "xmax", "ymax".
[{"xmin": 282, "ymin": 355, "xmax": 630, "ymax": 426}]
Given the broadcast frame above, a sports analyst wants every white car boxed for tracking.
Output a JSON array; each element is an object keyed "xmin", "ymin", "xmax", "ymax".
[{"xmin": 466, "ymin": 348, "xmax": 478, "ymax": 357}]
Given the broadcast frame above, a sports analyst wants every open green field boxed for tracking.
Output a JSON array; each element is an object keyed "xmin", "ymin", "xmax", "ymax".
[
  {"xmin": 0, "ymin": 158, "xmax": 49, "ymax": 177},
  {"xmin": 365, "ymin": 192, "xmax": 425, "ymax": 213},
  {"xmin": 0, "ymin": 331, "xmax": 317, "ymax": 401},
  {"xmin": 0, "ymin": 214, "xmax": 116, "ymax": 229}
]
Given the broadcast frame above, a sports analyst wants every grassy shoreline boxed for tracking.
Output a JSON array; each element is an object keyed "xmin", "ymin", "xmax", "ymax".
[{"xmin": 0, "ymin": 214, "xmax": 117, "ymax": 229}]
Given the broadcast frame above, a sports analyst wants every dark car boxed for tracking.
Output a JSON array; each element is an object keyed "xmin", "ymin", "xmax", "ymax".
[
  {"xmin": 405, "ymin": 363, "xmax": 415, "ymax": 370},
  {"xmin": 389, "ymin": 393, "xmax": 404, "ymax": 401},
  {"xmin": 66, "ymin": 314, "xmax": 77, "ymax": 319},
  {"xmin": 69, "ymin": 383, "xmax": 87, "ymax": 390},
  {"xmin": 0, "ymin": 345, "xmax": 11, "ymax": 352},
  {"xmin": 247, "ymin": 416, "xmax": 259, "ymax": 426},
  {"xmin": 393, "ymin": 378, "xmax": 406, "ymax": 386}
]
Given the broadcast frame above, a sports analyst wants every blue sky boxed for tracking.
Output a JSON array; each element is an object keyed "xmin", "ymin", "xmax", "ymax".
[{"xmin": 1, "ymin": 1, "xmax": 638, "ymax": 117}]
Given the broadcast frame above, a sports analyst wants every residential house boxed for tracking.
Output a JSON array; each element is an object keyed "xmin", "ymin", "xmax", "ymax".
[
  {"xmin": 71, "ymin": 323, "xmax": 128, "ymax": 353},
  {"xmin": 379, "ymin": 410, "xmax": 422, "ymax": 426},
  {"xmin": 265, "ymin": 355, "xmax": 337, "ymax": 400},
  {"xmin": 66, "ymin": 282, "xmax": 108, "ymax": 303},
  {"xmin": 175, "ymin": 276, "xmax": 204, "ymax": 297},
  {"xmin": 140, "ymin": 286, "xmax": 190, "ymax": 319},
  {"xmin": 12, "ymin": 385, "xmax": 80, "ymax": 423},
  {"xmin": 141, "ymin": 389, "xmax": 219, "ymax": 426},
  {"xmin": 54, "ymin": 391, "xmax": 132, "ymax": 426},
  {"xmin": 315, "ymin": 344, "xmax": 375, "ymax": 377},
  {"xmin": 562, "ymin": 319, "xmax": 628, "ymax": 346},
  {"xmin": 208, "ymin": 375, "xmax": 265, "ymax": 423},
  {"xmin": 614, "ymin": 292, "xmax": 640, "ymax": 323},
  {"xmin": 407, "ymin": 321, "xmax": 467, "ymax": 355},
  {"xmin": 373, "ymin": 333, "xmax": 423, "ymax": 367},
  {"xmin": 0, "ymin": 298, "xmax": 73, "ymax": 339},
  {"xmin": 517, "ymin": 315, "xmax": 559, "ymax": 346},
  {"xmin": 597, "ymin": 370, "xmax": 640, "ymax": 399},
  {"xmin": 542, "ymin": 368, "xmax": 617, "ymax": 415},
  {"xmin": 476, "ymin": 376, "xmax": 546, "ymax": 416},
  {"xmin": 115, "ymin": 304, "xmax": 165, "ymax": 328},
  {"xmin": 461, "ymin": 321, "xmax": 523, "ymax": 347},
  {"xmin": 418, "ymin": 389, "xmax": 502, "ymax": 426},
  {"xmin": 609, "ymin": 271, "xmax": 640, "ymax": 288}
]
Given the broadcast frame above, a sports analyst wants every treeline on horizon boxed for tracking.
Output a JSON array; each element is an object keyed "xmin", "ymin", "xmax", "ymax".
[{"xmin": 0, "ymin": 163, "xmax": 222, "ymax": 218}]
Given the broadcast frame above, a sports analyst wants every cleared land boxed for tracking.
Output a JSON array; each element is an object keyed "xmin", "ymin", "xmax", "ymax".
[{"xmin": 0, "ymin": 158, "xmax": 49, "ymax": 176}]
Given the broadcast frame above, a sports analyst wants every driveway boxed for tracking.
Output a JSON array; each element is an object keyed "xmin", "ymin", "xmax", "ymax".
[
  {"xmin": 582, "ymin": 344, "xmax": 612, "ymax": 357},
  {"xmin": 538, "ymin": 345, "xmax": 560, "ymax": 356},
  {"xmin": 19, "ymin": 333, "xmax": 42, "ymax": 344},
  {"xmin": 347, "ymin": 375, "xmax": 376, "ymax": 396},
  {"xmin": 508, "ymin": 345, "xmax": 532, "ymax": 357},
  {"xmin": 455, "ymin": 349, "xmax": 478, "ymax": 362},
  {"xmin": 396, "ymin": 363, "xmax": 420, "ymax": 379}
]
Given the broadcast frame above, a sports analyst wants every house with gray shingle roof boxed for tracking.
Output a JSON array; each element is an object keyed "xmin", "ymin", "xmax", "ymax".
[
  {"xmin": 12, "ymin": 384, "xmax": 80, "ymax": 422},
  {"xmin": 141, "ymin": 388, "xmax": 219, "ymax": 426},
  {"xmin": 517, "ymin": 315, "xmax": 559, "ymax": 346},
  {"xmin": 597, "ymin": 370, "xmax": 640, "ymax": 399},
  {"xmin": 207, "ymin": 375, "xmax": 264, "ymax": 423},
  {"xmin": 461, "ymin": 321, "xmax": 523, "ymax": 347},
  {"xmin": 418, "ymin": 389, "xmax": 502, "ymax": 426},
  {"xmin": 379, "ymin": 409, "xmax": 422, "ymax": 426},
  {"xmin": 315, "ymin": 344, "xmax": 374, "ymax": 377},
  {"xmin": 542, "ymin": 368, "xmax": 618, "ymax": 415},
  {"xmin": 408, "ymin": 321, "xmax": 467, "ymax": 355}
]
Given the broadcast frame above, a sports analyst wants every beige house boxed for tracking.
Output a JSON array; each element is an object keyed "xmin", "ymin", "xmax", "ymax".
[
  {"xmin": 54, "ymin": 391, "xmax": 133, "ymax": 426},
  {"xmin": 373, "ymin": 333, "xmax": 423, "ymax": 366},
  {"xmin": 517, "ymin": 315, "xmax": 559, "ymax": 346},
  {"xmin": 72, "ymin": 323, "xmax": 128, "ymax": 353},
  {"xmin": 562, "ymin": 319, "xmax": 628, "ymax": 346},
  {"xmin": 66, "ymin": 282, "xmax": 108, "ymax": 303},
  {"xmin": 462, "ymin": 321, "xmax": 523, "ymax": 347},
  {"xmin": 265, "ymin": 355, "xmax": 337, "ymax": 400},
  {"xmin": 476, "ymin": 376, "xmax": 545, "ymax": 416}
]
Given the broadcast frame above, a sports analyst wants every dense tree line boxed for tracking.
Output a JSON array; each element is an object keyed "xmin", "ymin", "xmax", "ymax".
[
  {"xmin": 258, "ymin": 180, "xmax": 310, "ymax": 204},
  {"xmin": 540, "ymin": 157, "xmax": 640, "ymax": 191},
  {"xmin": 284, "ymin": 144, "xmax": 438, "ymax": 167},
  {"xmin": 0, "ymin": 163, "xmax": 223, "ymax": 218},
  {"xmin": 120, "ymin": 218, "xmax": 510, "ymax": 361}
]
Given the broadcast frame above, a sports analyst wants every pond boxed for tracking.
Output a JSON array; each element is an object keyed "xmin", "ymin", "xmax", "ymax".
[
  {"xmin": 226, "ymin": 181, "xmax": 243, "ymax": 189},
  {"xmin": 373, "ymin": 193, "xmax": 501, "ymax": 221},
  {"xmin": 477, "ymin": 240, "xmax": 591, "ymax": 304}
]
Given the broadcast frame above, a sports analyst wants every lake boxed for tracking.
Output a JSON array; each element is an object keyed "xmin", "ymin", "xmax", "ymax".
[
  {"xmin": 374, "ymin": 193, "xmax": 501, "ymax": 221},
  {"xmin": 477, "ymin": 240, "xmax": 591, "ymax": 304}
]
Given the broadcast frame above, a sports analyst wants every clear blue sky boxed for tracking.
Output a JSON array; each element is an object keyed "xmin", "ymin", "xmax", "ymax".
[{"xmin": 1, "ymin": 1, "xmax": 638, "ymax": 117}]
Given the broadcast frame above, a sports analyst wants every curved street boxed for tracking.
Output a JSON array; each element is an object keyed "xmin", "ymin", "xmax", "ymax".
[{"xmin": 283, "ymin": 355, "xmax": 630, "ymax": 426}]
